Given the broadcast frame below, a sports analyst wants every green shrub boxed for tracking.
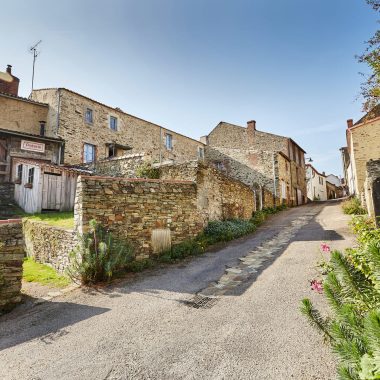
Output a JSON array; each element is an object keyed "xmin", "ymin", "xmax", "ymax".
[
  {"xmin": 135, "ymin": 162, "xmax": 160, "ymax": 179},
  {"xmin": 342, "ymin": 197, "xmax": 366, "ymax": 215},
  {"xmin": 301, "ymin": 216, "xmax": 380, "ymax": 379},
  {"xmin": 203, "ymin": 219, "xmax": 256, "ymax": 244},
  {"xmin": 159, "ymin": 239, "xmax": 204, "ymax": 262},
  {"xmin": 67, "ymin": 219, "xmax": 135, "ymax": 284},
  {"xmin": 125, "ymin": 259, "xmax": 153, "ymax": 272}
]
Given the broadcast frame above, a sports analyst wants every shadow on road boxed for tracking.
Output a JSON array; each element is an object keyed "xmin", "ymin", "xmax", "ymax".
[{"xmin": 0, "ymin": 296, "xmax": 110, "ymax": 351}]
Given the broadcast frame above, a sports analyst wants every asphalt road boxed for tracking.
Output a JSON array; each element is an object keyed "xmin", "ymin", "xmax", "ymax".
[{"xmin": 0, "ymin": 201, "xmax": 355, "ymax": 380}]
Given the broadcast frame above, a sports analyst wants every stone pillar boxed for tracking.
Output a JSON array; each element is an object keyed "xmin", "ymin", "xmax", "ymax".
[{"xmin": 0, "ymin": 219, "xmax": 24, "ymax": 314}]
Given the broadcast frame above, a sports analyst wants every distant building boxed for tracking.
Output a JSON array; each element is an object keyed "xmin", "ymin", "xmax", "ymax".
[
  {"xmin": 202, "ymin": 120, "xmax": 307, "ymax": 207},
  {"xmin": 306, "ymin": 164, "xmax": 327, "ymax": 201},
  {"xmin": 0, "ymin": 65, "xmax": 19, "ymax": 96}
]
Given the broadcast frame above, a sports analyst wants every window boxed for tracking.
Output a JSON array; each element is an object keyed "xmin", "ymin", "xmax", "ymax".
[
  {"xmin": 108, "ymin": 145, "xmax": 117, "ymax": 158},
  {"xmin": 28, "ymin": 167, "xmax": 34, "ymax": 184},
  {"xmin": 215, "ymin": 161, "xmax": 224, "ymax": 171},
  {"xmin": 17, "ymin": 164, "xmax": 23, "ymax": 182},
  {"xmin": 84, "ymin": 143, "xmax": 96, "ymax": 163},
  {"xmin": 165, "ymin": 133, "xmax": 173, "ymax": 150},
  {"xmin": 85, "ymin": 108, "xmax": 93, "ymax": 124},
  {"xmin": 110, "ymin": 116, "xmax": 118, "ymax": 131},
  {"xmin": 198, "ymin": 147, "xmax": 204, "ymax": 159},
  {"xmin": 319, "ymin": 176, "xmax": 324, "ymax": 185}
]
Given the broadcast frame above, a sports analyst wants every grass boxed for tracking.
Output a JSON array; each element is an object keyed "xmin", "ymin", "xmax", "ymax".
[
  {"xmin": 24, "ymin": 212, "xmax": 74, "ymax": 229},
  {"xmin": 23, "ymin": 257, "xmax": 71, "ymax": 288}
]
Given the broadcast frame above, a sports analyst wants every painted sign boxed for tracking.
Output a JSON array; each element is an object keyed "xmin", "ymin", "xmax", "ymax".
[{"xmin": 21, "ymin": 140, "xmax": 45, "ymax": 153}]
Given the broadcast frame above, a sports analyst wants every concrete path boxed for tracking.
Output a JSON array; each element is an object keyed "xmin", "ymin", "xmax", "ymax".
[{"xmin": 0, "ymin": 201, "xmax": 355, "ymax": 380}]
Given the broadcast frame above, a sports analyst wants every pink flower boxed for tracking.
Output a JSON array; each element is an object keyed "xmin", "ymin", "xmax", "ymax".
[
  {"xmin": 321, "ymin": 243, "xmax": 331, "ymax": 253},
  {"xmin": 310, "ymin": 279, "xmax": 323, "ymax": 293}
]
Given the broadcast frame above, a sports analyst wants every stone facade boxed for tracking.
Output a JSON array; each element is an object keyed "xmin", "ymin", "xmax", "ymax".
[
  {"xmin": 364, "ymin": 159, "xmax": 380, "ymax": 219},
  {"xmin": 0, "ymin": 92, "xmax": 63, "ymax": 182},
  {"xmin": 345, "ymin": 117, "xmax": 380, "ymax": 201},
  {"xmin": 306, "ymin": 164, "xmax": 327, "ymax": 201},
  {"xmin": 74, "ymin": 176, "xmax": 204, "ymax": 259},
  {"xmin": 23, "ymin": 220, "xmax": 77, "ymax": 273},
  {"xmin": 203, "ymin": 121, "xmax": 306, "ymax": 207},
  {"xmin": 89, "ymin": 153, "xmax": 146, "ymax": 178},
  {"xmin": 0, "ymin": 182, "xmax": 14, "ymax": 206},
  {"xmin": 0, "ymin": 220, "xmax": 24, "ymax": 314},
  {"xmin": 31, "ymin": 88, "xmax": 205, "ymax": 165},
  {"xmin": 159, "ymin": 161, "xmax": 255, "ymax": 220}
]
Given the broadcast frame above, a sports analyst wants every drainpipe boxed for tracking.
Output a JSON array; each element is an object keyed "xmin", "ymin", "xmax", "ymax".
[
  {"xmin": 159, "ymin": 126, "xmax": 162, "ymax": 164},
  {"xmin": 272, "ymin": 152, "xmax": 277, "ymax": 207},
  {"xmin": 56, "ymin": 88, "xmax": 62, "ymax": 135}
]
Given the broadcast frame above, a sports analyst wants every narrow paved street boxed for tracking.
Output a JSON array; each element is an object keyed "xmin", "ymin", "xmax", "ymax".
[{"xmin": 0, "ymin": 202, "xmax": 355, "ymax": 380}]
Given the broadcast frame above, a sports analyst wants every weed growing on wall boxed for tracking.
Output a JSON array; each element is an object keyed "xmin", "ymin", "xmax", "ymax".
[
  {"xmin": 135, "ymin": 162, "xmax": 160, "ymax": 179},
  {"xmin": 67, "ymin": 219, "xmax": 135, "ymax": 284},
  {"xmin": 300, "ymin": 216, "xmax": 380, "ymax": 380}
]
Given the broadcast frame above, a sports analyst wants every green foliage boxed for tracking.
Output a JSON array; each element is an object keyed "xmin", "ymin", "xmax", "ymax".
[
  {"xmin": 23, "ymin": 257, "xmax": 71, "ymax": 288},
  {"xmin": 300, "ymin": 216, "xmax": 380, "ymax": 379},
  {"xmin": 135, "ymin": 162, "xmax": 160, "ymax": 179},
  {"xmin": 203, "ymin": 219, "xmax": 256, "ymax": 244},
  {"xmin": 124, "ymin": 259, "xmax": 154, "ymax": 272},
  {"xmin": 159, "ymin": 239, "xmax": 205, "ymax": 262},
  {"xmin": 342, "ymin": 198, "xmax": 366, "ymax": 215},
  {"xmin": 24, "ymin": 212, "xmax": 74, "ymax": 229},
  {"xmin": 67, "ymin": 219, "xmax": 135, "ymax": 284}
]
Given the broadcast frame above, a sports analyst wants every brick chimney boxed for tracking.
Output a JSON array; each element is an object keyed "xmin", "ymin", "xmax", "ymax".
[
  {"xmin": 247, "ymin": 120, "xmax": 256, "ymax": 143},
  {"xmin": 347, "ymin": 119, "xmax": 353, "ymax": 128},
  {"xmin": 0, "ymin": 64, "xmax": 20, "ymax": 96}
]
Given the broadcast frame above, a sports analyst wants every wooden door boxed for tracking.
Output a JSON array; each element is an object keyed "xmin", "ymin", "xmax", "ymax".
[{"xmin": 41, "ymin": 172, "xmax": 62, "ymax": 210}]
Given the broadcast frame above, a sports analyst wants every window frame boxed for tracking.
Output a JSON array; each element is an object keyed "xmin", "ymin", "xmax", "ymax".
[
  {"xmin": 165, "ymin": 133, "xmax": 173, "ymax": 150},
  {"xmin": 85, "ymin": 108, "xmax": 93, "ymax": 124},
  {"xmin": 83, "ymin": 143, "xmax": 96, "ymax": 163},
  {"xmin": 17, "ymin": 164, "xmax": 23, "ymax": 182},
  {"xmin": 110, "ymin": 116, "xmax": 118, "ymax": 131},
  {"xmin": 28, "ymin": 167, "xmax": 35, "ymax": 184},
  {"xmin": 198, "ymin": 146, "xmax": 204, "ymax": 159}
]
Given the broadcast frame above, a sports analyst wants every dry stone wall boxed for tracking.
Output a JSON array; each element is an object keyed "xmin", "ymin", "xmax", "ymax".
[
  {"xmin": 159, "ymin": 161, "xmax": 255, "ymax": 220},
  {"xmin": 0, "ymin": 220, "xmax": 24, "ymax": 314},
  {"xmin": 23, "ymin": 220, "xmax": 77, "ymax": 273},
  {"xmin": 75, "ymin": 176, "xmax": 204, "ymax": 259}
]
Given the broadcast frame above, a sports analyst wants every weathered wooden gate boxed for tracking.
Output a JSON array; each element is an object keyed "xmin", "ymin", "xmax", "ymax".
[
  {"xmin": 41, "ymin": 172, "xmax": 62, "ymax": 210},
  {"xmin": 0, "ymin": 138, "xmax": 10, "ymax": 182}
]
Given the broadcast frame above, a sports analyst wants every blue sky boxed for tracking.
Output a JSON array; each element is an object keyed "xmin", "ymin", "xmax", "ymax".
[{"xmin": 1, "ymin": 0, "xmax": 378, "ymax": 176}]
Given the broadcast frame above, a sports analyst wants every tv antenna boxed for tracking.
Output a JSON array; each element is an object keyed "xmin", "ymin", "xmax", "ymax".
[{"xmin": 30, "ymin": 40, "xmax": 42, "ymax": 93}]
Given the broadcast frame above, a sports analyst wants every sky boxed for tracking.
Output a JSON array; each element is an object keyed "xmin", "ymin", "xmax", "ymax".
[{"xmin": 1, "ymin": 0, "xmax": 378, "ymax": 176}]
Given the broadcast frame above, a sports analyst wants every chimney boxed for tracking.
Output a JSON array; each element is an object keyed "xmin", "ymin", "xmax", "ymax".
[
  {"xmin": 0, "ymin": 64, "xmax": 19, "ymax": 96},
  {"xmin": 247, "ymin": 120, "xmax": 256, "ymax": 132},
  {"xmin": 200, "ymin": 135, "xmax": 209, "ymax": 145},
  {"xmin": 347, "ymin": 119, "xmax": 353, "ymax": 128},
  {"xmin": 6, "ymin": 65, "xmax": 12, "ymax": 74}
]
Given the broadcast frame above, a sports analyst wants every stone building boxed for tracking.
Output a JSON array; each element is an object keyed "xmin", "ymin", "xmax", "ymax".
[
  {"xmin": 341, "ymin": 110, "xmax": 380, "ymax": 201},
  {"xmin": 364, "ymin": 159, "xmax": 380, "ymax": 220},
  {"xmin": 0, "ymin": 67, "xmax": 63, "ymax": 200},
  {"xmin": 306, "ymin": 164, "xmax": 327, "ymax": 201},
  {"xmin": 31, "ymin": 88, "xmax": 205, "ymax": 165},
  {"xmin": 202, "ymin": 120, "xmax": 306, "ymax": 207}
]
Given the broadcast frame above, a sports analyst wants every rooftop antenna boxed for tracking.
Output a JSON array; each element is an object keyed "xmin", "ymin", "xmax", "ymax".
[{"xmin": 30, "ymin": 40, "xmax": 42, "ymax": 93}]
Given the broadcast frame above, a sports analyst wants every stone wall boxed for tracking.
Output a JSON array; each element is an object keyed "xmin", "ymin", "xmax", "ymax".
[
  {"xmin": 90, "ymin": 153, "xmax": 145, "ymax": 177},
  {"xmin": 32, "ymin": 88, "xmax": 205, "ymax": 165},
  {"xmin": 159, "ymin": 161, "xmax": 255, "ymax": 220},
  {"xmin": 0, "ymin": 182, "xmax": 14, "ymax": 206},
  {"xmin": 0, "ymin": 220, "xmax": 24, "ymax": 314},
  {"xmin": 23, "ymin": 220, "xmax": 77, "ymax": 273},
  {"xmin": 75, "ymin": 176, "xmax": 204, "ymax": 259}
]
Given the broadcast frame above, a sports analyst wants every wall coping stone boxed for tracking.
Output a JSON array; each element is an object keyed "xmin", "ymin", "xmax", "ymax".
[
  {"xmin": 0, "ymin": 219, "xmax": 22, "ymax": 225},
  {"xmin": 79, "ymin": 175, "xmax": 194, "ymax": 185}
]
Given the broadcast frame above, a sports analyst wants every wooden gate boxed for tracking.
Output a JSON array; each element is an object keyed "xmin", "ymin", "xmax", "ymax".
[
  {"xmin": 41, "ymin": 172, "xmax": 62, "ymax": 210},
  {"xmin": 372, "ymin": 178, "xmax": 380, "ymax": 226},
  {"xmin": 0, "ymin": 138, "xmax": 10, "ymax": 182}
]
